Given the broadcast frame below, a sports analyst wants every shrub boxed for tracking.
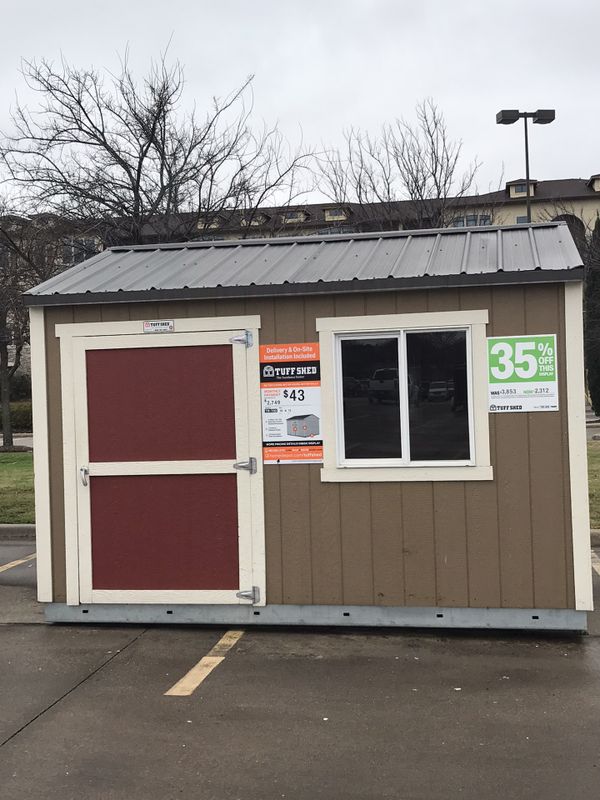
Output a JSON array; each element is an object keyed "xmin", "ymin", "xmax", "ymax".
[
  {"xmin": 10, "ymin": 372, "xmax": 32, "ymax": 401},
  {"xmin": 0, "ymin": 401, "xmax": 32, "ymax": 432}
]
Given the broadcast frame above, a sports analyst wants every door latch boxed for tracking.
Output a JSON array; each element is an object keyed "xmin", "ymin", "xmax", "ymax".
[
  {"xmin": 229, "ymin": 330, "xmax": 253, "ymax": 347},
  {"xmin": 233, "ymin": 457, "xmax": 257, "ymax": 474},
  {"xmin": 80, "ymin": 466, "xmax": 89, "ymax": 486},
  {"xmin": 236, "ymin": 586, "xmax": 260, "ymax": 604}
]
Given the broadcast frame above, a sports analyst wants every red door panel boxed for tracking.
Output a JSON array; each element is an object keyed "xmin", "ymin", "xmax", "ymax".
[
  {"xmin": 86, "ymin": 345, "xmax": 236, "ymax": 462},
  {"xmin": 90, "ymin": 474, "xmax": 239, "ymax": 590}
]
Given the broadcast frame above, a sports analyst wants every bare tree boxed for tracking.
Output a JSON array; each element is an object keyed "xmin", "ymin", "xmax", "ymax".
[
  {"xmin": 1, "ymin": 54, "xmax": 312, "ymax": 245},
  {"xmin": 0, "ymin": 54, "xmax": 314, "ymax": 444},
  {"xmin": 319, "ymin": 99, "xmax": 480, "ymax": 229},
  {"xmin": 0, "ymin": 203, "xmax": 72, "ymax": 447}
]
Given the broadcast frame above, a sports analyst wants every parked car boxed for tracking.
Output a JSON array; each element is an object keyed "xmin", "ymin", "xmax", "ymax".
[
  {"xmin": 428, "ymin": 380, "xmax": 449, "ymax": 401},
  {"xmin": 368, "ymin": 368, "xmax": 399, "ymax": 404}
]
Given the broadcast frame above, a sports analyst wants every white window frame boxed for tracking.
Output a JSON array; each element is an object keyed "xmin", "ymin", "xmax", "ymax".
[{"xmin": 317, "ymin": 310, "xmax": 493, "ymax": 483}]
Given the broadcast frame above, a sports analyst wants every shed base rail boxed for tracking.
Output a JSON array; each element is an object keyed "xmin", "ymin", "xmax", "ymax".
[{"xmin": 44, "ymin": 603, "xmax": 587, "ymax": 632}]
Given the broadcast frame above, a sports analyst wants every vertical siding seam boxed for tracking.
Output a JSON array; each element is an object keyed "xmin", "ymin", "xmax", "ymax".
[
  {"xmin": 369, "ymin": 487, "xmax": 376, "ymax": 604},
  {"xmin": 463, "ymin": 482, "xmax": 471, "ymax": 607},
  {"xmin": 490, "ymin": 291, "xmax": 504, "ymax": 607},
  {"xmin": 527, "ymin": 412, "xmax": 536, "ymax": 608},
  {"xmin": 431, "ymin": 483, "xmax": 439, "ymax": 605},
  {"xmin": 307, "ymin": 465, "xmax": 314, "ymax": 605},
  {"xmin": 339, "ymin": 486, "xmax": 346, "ymax": 604},
  {"xmin": 399, "ymin": 485, "xmax": 407, "ymax": 606},
  {"xmin": 524, "ymin": 292, "xmax": 536, "ymax": 609}
]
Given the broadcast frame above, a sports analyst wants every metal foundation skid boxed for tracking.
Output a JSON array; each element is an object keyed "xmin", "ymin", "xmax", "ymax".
[{"xmin": 45, "ymin": 603, "xmax": 587, "ymax": 632}]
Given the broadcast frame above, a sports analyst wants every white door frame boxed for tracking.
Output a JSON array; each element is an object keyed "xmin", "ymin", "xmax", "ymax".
[{"xmin": 57, "ymin": 315, "xmax": 265, "ymax": 606}]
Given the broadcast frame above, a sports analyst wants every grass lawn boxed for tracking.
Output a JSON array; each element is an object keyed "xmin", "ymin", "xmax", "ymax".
[
  {"xmin": 588, "ymin": 441, "xmax": 600, "ymax": 529},
  {"xmin": 2, "ymin": 446, "xmax": 600, "ymax": 528},
  {"xmin": 0, "ymin": 452, "xmax": 34, "ymax": 524}
]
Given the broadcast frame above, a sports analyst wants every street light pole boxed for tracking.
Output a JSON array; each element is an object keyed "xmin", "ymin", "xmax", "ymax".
[
  {"xmin": 523, "ymin": 114, "xmax": 531, "ymax": 223},
  {"xmin": 496, "ymin": 109, "xmax": 556, "ymax": 224}
]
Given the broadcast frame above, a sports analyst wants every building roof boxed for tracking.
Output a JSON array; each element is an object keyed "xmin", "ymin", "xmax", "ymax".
[
  {"xmin": 24, "ymin": 222, "xmax": 583, "ymax": 307},
  {"xmin": 457, "ymin": 178, "xmax": 600, "ymax": 208}
]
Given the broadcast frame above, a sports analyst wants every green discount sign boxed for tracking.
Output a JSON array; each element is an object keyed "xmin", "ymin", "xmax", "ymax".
[
  {"xmin": 487, "ymin": 335, "xmax": 558, "ymax": 413},
  {"xmin": 488, "ymin": 335, "xmax": 556, "ymax": 383}
]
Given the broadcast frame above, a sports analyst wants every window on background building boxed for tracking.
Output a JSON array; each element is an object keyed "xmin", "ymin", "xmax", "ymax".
[
  {"xmin": 324, "ymin": 208, "xmax": 348, "ymax": 222},
  {"xmin": 281, "ymin": 211, "xmax": 305, "ymax": 224},
  {"xmin": 241, "ymin": 214, "xmax": 268, "ymax": 227},
  {"xmin": 62, "ymin": 237, "xmax": 100, "ymax": 266},
  {"xmin": 317, "ymin": 311, "xmax": 492, "ymax": 482},
  {"xmin": 516, "ymin": 215, "xmax": 529, "ymax": 225},
  {"xmin": 466, "ymin": 215, "xmax": 478, "ymax": 226},
  {"xmin": 514, "ymin": 184, "xmax": 527, "ymax": 194},
  {"xmin": 479, "ymin": 215, "xmax": 491, "ymax": 226},
  {"xmin": 451, "ymin": 217, "xmax": 465, "ymax": 227}
]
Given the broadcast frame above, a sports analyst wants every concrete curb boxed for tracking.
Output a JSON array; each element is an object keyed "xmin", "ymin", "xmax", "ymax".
[
  {"xmin": 591, "ymin": 530, "xmax": 600, "ymax": 549},
  {"xmin": 0, "ymin": 524, "xmax": 35, "ymax": 542}
]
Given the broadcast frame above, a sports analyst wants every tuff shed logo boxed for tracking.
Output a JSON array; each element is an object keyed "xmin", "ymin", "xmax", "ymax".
[{"xmin": 261, "ymin": 362, "xmax": 320, "ymax": 382}]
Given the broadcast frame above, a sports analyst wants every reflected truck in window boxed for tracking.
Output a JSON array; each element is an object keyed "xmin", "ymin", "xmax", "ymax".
[{"xmin": 368, "ymin": 368, "xmax": 399, "ymax": 404}]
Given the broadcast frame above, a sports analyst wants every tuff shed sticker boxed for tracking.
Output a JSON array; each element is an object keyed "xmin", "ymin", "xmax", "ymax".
[
  {"xmin": 143, "ymin": 320, "xmax": 174, "ymax": 333},
  {"xmin": 260, "ymin": 343, "xmax": 323, "ymax": 463}
]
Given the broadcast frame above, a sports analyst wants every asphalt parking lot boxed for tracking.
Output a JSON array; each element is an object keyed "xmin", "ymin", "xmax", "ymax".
[{"xmin": 1, "ymin": 541, "xmax": 600, "ymax": 800}]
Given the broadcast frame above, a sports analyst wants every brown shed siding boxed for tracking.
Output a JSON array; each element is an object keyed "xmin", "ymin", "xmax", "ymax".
[{"xmin": 43, "ymin": 284, "xmax": 575, "ymax": 608}]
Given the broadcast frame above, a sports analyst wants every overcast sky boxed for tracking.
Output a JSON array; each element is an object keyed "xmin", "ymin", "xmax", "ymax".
[{"xmin": 0, "ymin": 0, "xmax": 597, "ymax": 200}]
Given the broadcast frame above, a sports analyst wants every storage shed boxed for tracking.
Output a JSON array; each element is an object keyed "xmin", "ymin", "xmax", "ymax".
[
  {"xmin": 25, "ymin": 222, "xmax": 593, "ymax": 630},
  {"xmin": 287, "ymin": 414, "xmax": 320, "ymax": 438}
]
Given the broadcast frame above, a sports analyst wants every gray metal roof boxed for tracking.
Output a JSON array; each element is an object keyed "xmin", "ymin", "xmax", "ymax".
[{"xmin": 25, "ymin": 223, "xmax": 583, "ymax": 306}]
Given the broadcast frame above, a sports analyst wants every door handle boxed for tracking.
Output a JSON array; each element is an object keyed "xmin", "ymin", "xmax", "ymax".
[{"xmin": 80, "ymin": 466, "xmax": 89, "ymax": 486}]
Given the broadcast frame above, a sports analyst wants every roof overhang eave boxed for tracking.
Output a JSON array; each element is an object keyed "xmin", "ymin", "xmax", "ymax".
[{"xmin": 23, "ymin": 267, "xmax": 584, "ymax": 308}]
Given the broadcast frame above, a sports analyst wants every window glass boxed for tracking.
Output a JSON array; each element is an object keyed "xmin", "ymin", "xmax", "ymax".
[
  {"xmin": 406, "ymin": 331, "xmax": 470, "ymax": 461},
  {"xmin": 341, "ymin": 338, "xmax": 402, "ymax": 459},
  {"xmin": 516, "ymin": 215, "xmax": 529, "ymax": 224},
  {"xmin": 466, "ymin": 215, "xmax": 478, "ymax": 226},
  {"xmin": 325, "ymin": 208, "xmax": 347, "ymax": 221},
  {"xmin": 479, "ymin": 215, "xmax": 491, "ymax": 226}
]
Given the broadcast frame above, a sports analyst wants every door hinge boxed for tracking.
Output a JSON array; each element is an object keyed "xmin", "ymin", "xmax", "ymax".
[
  {"xmin": 229, "ymin": 330, "xmax": 253, "ymax": 347},
  {"xmin": 233, "ymin": 457, "xmax": 257, "ymax": 474},
  {"xmin": 236, "ymin": 586, "xmax": 260, "ymax": 604}
]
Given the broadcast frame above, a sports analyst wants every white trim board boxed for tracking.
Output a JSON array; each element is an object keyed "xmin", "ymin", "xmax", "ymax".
[
  {"xmin": 316, "ymin": 309, "xmax": 489, "ymax": 332},
  {"xmin": 564, "ymin": 282, "xmax": 594, "ymax": 611},
  {"xmin": 55, "ymin": 315, "xmax": 261, "ymax": 339},
  {"xmin": 29, "ymin": 307, "xmax": 53, "ymax": 602}
]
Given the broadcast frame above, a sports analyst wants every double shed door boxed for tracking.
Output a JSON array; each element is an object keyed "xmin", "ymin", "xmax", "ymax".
[{"xmin": 61, "ymin": 322, "xmax": 265, "ymax": 606}]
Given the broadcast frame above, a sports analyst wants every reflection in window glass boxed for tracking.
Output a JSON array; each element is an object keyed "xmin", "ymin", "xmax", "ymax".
[
  {"xmin": 341, "ymin": 338, "xmax": 401, "ymax": 459},
  {"xmin": 406, "ymin": 331, "xmax": 470, "ymax": 461}
]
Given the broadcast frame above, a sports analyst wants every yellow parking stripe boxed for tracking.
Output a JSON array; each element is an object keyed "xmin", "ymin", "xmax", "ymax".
[
  {"xmin": 0, "ymin": 553, "xmax": 36, "ymax": 573},
  {"xmin": 164, "ymin": 629, "xmax": 245, "ymax": 697}
]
